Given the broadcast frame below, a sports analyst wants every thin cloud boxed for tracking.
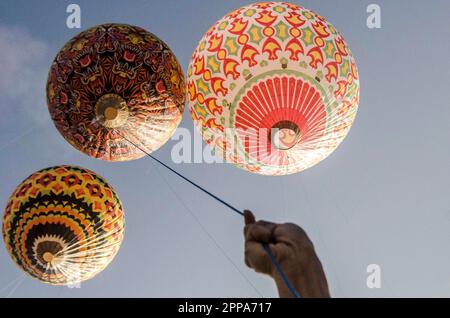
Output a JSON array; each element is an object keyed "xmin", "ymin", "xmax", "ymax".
[{"xmin": 0, "ymin": 24, "xmax": 51, "ymax": 125}]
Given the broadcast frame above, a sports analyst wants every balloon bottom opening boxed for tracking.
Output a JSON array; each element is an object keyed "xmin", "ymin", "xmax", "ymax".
[
  {"xmin": 43, "ymin": 252, "xmax": 54, "ymax": 263},
  {"xmin": 105, "ymin": 107, "xmax": 118, "ymax": 120},
  {"xmin": 269, "ymin": 121, "xmax": 302, "ymax": 150},
  {"xmin": 95, "ymin": 93, "xmax": 129, "ymax": 128}
]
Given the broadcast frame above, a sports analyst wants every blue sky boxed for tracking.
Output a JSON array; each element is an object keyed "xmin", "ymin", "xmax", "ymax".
[{"xmin": 0, "ymin": 0, "xmax": 449, "ymax": 297}]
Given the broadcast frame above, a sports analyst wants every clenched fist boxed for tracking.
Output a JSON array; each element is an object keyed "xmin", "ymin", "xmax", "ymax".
[{"xmin": 243, "ymin": 210, "xmax": 330, "ymax": 298}]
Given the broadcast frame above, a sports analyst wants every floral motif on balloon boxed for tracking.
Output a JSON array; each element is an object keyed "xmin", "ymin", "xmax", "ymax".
[{"xmin": 188, "ymin": 2, "xmax": 359, "ymax": 175}]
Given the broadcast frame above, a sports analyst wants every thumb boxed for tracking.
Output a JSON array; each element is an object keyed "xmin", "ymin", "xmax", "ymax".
[{"xmin": 244, "ymin": 209, "xmax": 256, "ymax": 225}]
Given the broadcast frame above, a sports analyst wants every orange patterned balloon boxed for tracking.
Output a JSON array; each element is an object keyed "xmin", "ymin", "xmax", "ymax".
[
  {"xmin": 47, "ymin": 24, "xmax": 185, "ymax": 161},
  {"xmin": 2, "ymin": 166, "xmax": 124, "ymax": 285},
  {"xmin": 188, "ymin": 2, "xmax": 359, "ymax": 175}
]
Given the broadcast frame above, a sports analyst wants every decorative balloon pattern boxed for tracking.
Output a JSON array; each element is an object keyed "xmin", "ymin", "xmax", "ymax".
[
  {"xmin": 2, "ymin": 166, "xmax": 124, "ymax": 285},
  {"xmin": 47, "ymin": 24, "xmax": 185, "ymax": 161},
  {"xmin": 188, "ymin": 2, "xmax": 359, "ymax": 175}
]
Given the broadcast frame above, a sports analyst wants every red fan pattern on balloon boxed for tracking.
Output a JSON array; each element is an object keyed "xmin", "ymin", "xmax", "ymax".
[{"xmin": 188, "ymin": 2, "xmax": 359, "ymax": 175}]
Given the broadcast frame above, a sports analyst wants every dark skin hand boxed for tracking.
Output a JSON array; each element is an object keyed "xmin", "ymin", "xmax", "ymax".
[{"xmin": 243, "ymin": 210, "xmax": 331, "ymax": 298}]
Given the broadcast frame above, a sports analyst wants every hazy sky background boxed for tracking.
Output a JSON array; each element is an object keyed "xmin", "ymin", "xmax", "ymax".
[{"xmin": 0, "ymin": 0, "xmax": 449, "ymax": 297}]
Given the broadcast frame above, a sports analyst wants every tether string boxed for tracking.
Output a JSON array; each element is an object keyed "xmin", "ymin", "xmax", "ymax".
[
  {"xmin": 262, "ymin": 244, "xmax": 301, "ymax": 298},
  {"xmin": 117, "ymin": 131, "xmax": 300, "ymax": 298}
]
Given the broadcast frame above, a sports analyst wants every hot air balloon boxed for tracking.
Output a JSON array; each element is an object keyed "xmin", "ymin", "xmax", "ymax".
[
  {"xmin": 47, "ymin": 24, "xmax": 185, "ymax": 161},
  {"xmin": 2, "ymin": 166, "xmax": 124, "ymax": 285},
  {"xmin": 188, "ymin": 2, "xmax": 359, "ymax": 175}
]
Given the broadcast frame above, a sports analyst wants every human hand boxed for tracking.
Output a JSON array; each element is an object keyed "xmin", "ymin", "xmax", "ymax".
[{"xmin": 243, "ymin": 210, "xmax": 330, "ymax": 298}]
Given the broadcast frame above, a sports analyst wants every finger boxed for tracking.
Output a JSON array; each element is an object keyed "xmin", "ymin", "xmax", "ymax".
[
  {"xmin": 254, "ymin": 221, "xmax": 278, "ymax": 243},
  {"xmin": 277, "ymin": 223, "xmax": 308, "ymax": 237},
  {"xmin": 243, "ymin": 210, "xmax": 256, "ymax": 237},
  {"xmin": 244, "ymin": 210, "xmax": 256, "ymax": 225},
  {"xmin": 245, "ymin": 241, "xmax": 272, "ymax": 274},
  {"xmin": 273, "ymin": 223, "xmax": 313, "ymax": 248},
  {"xmin": 245, "ymin": 223, "xmax": 273, "ymax": 243},
  {"xmin": 256, "ymin": 220, "xmax": 277, "ymax": 233},
  {"xmin": 268, "ymin": 242, "xmax": 290, "ymax": 263}
]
